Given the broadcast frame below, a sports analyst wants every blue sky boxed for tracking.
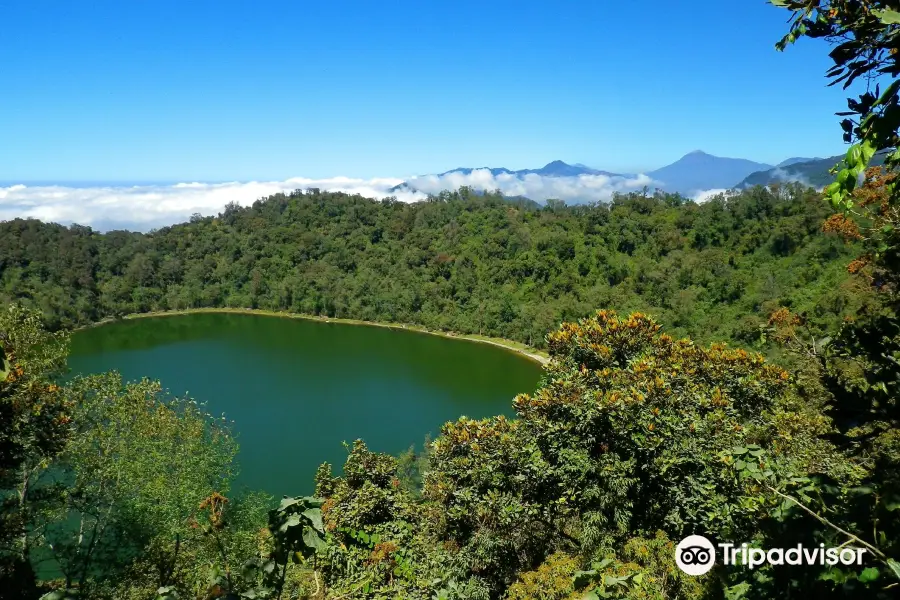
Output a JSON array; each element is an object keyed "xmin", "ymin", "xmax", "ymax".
[{"xmin": 1, "ymin": 0, "xmax": 855, "ymax": 182}]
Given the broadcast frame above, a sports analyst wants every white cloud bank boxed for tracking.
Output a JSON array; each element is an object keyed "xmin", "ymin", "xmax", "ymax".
[
  {"xmin": 405, "ymin": 170, "xmax": 656, "ymax": 203},
  {"xmin": 0, "ymin": 169, "xmax": 675, "ymax": 232},
  {"xmin": 692, "ymin": 188, "xmax": 733, "ymax": 203},
  {"xmin": 0, "ymin": 177, "xmax": 425, "ymax": 232}
]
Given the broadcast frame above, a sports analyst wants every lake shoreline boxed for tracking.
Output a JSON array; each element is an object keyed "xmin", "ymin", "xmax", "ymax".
[{"xmin": 80, "ymin": 308, "xmax": 550, "ymax": 366}]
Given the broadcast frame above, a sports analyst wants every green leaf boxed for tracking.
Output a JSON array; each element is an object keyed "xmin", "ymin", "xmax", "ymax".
[
  {"xmin": 887, "ymin": 559, "xmax": 900, "ymax": 581},
  {"xmin": 860, "ymin": 139, "xmax": 877, "ymax": 163},
  {"xmin": 573, "ymin": 569, "xmax": 599, "ymax": 587},
  {"xmin": 818, "ymin": 567, "xmax": 847, "ymax": 583},
  {"xmin": 300, "ymin": 495, "xmax": 324, "ymax": 508},
  {"xmin": 302, "ymin": 525, "xmax": 326, "ymax": 551},
  {"xmin": 835, "ymin": 169, "xmax": 852, "ymax": 188},
  {"xmin": 278, "ymin": 496, "xmax": 301, "ymax": 510},
  {"xmin": 888, "ymin": 148, "xmax": 900, "ymax": 166},
  {"xmin": 858, "ymin": 567, "xmax": 880, "ymax": 583},
  {"xmin": 848, "ymin": 144, "xmax": 863, "ymax": 169},
  {"xmin": 156, "ymin": 587, "xmax": 180, "ymax": 600},
  {"xmin": 280, "ymin": 514, "xmax": 301, "ymax": 532},
  {"xmin": 873, "ymin": 9, "xmax": 900, "ymax": 25},
  {"xmin": 776, "ymin": 31, "xmax": 798, "ymax": 51},
  {"xmin": 724, "ymin": 581, "xmax": 752, "ymax": 600},
  {"xmin": 302, "ymin": 507, "xmax": 324, "ymax": 532}
]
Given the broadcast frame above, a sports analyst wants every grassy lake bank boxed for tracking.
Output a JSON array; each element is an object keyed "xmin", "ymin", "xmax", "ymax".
[{"xmin": 81, "ymin": 307, "xmax": 550, "ymax": 366}]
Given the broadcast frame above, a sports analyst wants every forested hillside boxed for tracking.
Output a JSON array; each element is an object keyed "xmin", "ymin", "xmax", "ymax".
[
  {"xmin": 0, "ymin": 183, "xmax": 865, "ymax": 351},
  {"xmin": 739, "ymin": 152, "xmax": 888, "ymax": 189}
]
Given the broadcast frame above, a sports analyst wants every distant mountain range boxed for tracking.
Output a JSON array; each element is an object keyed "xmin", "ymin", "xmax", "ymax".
[
  {"xmin": 389, "ymin": 160, "xmax": 624, "ymax": 195},
  {"xmin": 776, "ymin": 157, "xmax": 822, "ymax": 168},
  {"xmin": 738, "ymin": 156, "xmax": 844, "ymax": 189},
  {"xmin": 437, "ymin": 159, "xmax": 624, "ymax": 179},
  {"xmin": 738, "ymin": 152, "xmax": 891, "ymax": 189},
  {"xmin": 391, "ymin": 149, "xmax": 871, "ymax": 203},
  {"xmin": 645, "ymin": 151, "xmax": 771, "ymax": 195}
]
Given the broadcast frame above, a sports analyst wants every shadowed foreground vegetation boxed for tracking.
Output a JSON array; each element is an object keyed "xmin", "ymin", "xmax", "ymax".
[{"xmin": 1, "ymin": 290, "xmax": 898, "ymax": 599}]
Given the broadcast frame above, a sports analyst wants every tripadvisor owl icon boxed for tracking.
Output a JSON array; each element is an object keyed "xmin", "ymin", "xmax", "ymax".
[{"xmin": 676, "ymin": 535, "xmax": 716, "ymax": 576}]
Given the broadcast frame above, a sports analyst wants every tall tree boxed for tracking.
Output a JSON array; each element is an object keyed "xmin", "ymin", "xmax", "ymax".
[
  {"xmin": 0, "ymin": 305, "xmax": 72, "ymax": 598},
  {"xmin": 47, "ymin": 373, "xmax": 238, "ymax": 596},
  {"xmin": 771, "ymin": 1, "xmax": 900, "ymax": 594}
]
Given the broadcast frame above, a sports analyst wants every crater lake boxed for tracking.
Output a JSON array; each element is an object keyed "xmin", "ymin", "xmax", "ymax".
[{"xmin": 67, "ymin": 313, "xmax": 543, "ymax": 498}]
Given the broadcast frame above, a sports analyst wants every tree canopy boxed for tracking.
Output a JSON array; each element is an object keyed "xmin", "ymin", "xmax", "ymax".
[{"xmin": 0, "ymin": 184, "xmax": 867, "ymax": 356}]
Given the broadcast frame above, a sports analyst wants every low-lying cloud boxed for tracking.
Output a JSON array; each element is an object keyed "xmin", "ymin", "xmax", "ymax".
[
  {"xmin": 0, "ymin": 177, "xmax": 425, "ymax": 232},
  {"xmin": 692, "ymin": 188, "xmax": 733, "ymax": 203},
  {"xmin": 403, "ymin": 170, "xmax": 657, "ymax": 203},
  {"xmin": 768, "ymin": 167, "xmax": 814, "ymax": 188},
  {"xmin": 1, "ymin": 169, "xmax": 669, "ymax": 232}
]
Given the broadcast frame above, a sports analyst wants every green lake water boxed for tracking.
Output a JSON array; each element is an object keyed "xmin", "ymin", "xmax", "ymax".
[{"xmin": 67, "ymin": 313, "xmax": 543, "ymax": 498}]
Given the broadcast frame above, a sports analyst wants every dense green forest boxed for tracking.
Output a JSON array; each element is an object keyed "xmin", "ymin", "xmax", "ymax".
[
  {"xmin": 0, "ymin": 183, "xmax": 865, "ymax": 353},
  {"xmin": 4, "ymin": 2, "xmax": 900, "ymax": 599}
]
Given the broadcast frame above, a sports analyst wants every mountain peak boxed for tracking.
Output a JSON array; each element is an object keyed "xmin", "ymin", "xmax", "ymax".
[
  {"xmin": 648, "ymin": 152, "xmax": 774, "ymax": 195},
  {"xmin": 543, "ymin": 160, "xmax": 571, "ymax": 169},
  {"xmin": 530, "ymin": 160, "xmax": 606, "ymax": 178}
]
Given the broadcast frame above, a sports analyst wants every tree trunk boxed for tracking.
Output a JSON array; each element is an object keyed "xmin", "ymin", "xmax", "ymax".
[{"xmin": 18, "ymin": 463, "xmax": 29, "ymax": 560}]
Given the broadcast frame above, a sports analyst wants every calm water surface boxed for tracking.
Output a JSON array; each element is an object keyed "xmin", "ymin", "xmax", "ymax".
[{"xmin": 68, "ymin": 314, "xmax": 543, "ymax": 497}]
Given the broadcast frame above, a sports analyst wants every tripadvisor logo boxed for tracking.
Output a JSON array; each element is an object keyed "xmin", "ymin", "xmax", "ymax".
[
  {"xmin": 675, "ymin": 535, "xmax": 869, "ymax": 576},
  {"xmin": 676, "ymin": 535, "xmax": 717, "ymax": 575}
]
